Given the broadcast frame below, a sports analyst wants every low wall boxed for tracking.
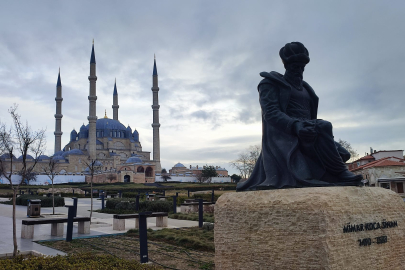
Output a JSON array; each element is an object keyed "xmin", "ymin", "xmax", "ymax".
[
  {"xmin": 155, "ymin": 176, "xmax": 231, "ymax": 183},
  {"xmin": 0, "ymin": 175, "xmax": 85, "ymax": 185}
]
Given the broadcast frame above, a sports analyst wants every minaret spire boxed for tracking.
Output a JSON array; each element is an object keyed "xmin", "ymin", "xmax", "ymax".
[
  {"xmin": 88, "ymin": 41, "xmax": 98, "ymax": 159},
  {"xmin": 112, "ymin": 79, "xmax": 119, "ymax": 120},
  {"xmin": 54, "ymin": 68, "xmax": 63, "ymax": 153},
  {"xmin": 151, "ymin": 55, "xmax": 161, "ymax": 172}
]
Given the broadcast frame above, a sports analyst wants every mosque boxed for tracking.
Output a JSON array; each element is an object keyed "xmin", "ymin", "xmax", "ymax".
[{"xmin": 50, "ymin": 42, "xmax": 161, "ymax": 183}]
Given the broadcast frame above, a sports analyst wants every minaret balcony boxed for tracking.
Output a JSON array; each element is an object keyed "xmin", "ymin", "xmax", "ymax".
[
  {"xmin": 55, "ymin": 97, "xmax": 63, "ymax": 102},
  {"xmin": 54, "ymin": 114, "xmax": 63, "ymax": 119},
  {"xmin": 88, "ymin": 75, "xmax": 98, "ymax": 81},
  {"xmin": 87, "ymin": 116, "xmax": 98, "ymax": 121},
  {"xmin": 151, "ymin": 123, "xmax": 161, "ymax": 128},
  {"xmin": 88, "ymin": 96, "xmax": 98, "ymax": 101}
]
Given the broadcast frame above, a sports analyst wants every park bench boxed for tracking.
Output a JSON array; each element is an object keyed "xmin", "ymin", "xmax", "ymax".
[
  {"xmin": 21, "ymin": 216, "xmax": 91, "ymax": 239},
  {"xmin": 113, "ymin": 212, "xmax": 168, "ymax": 231},
  {"xmin": 180, "ymin": 200, "xmax": 214, "ymax": 213}
]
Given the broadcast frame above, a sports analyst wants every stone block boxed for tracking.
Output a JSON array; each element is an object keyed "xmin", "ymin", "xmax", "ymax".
[
  {"xmin": 156, "ymin": 216, "xmax": 168, "ymax": 227},
  {"xmin": 78, "ymin": 221, "xmax": 90, "ymax": 234},
  {"xmin": 215, "ymin": 187, "xmax": 405, "ymax": 269},
  {"xmin": 51, "ymin": 223, "xmax": 64, "ymax": 236},
  {"xmin": 21, "ymin": 224, "xmax": 34, "ymax": 239},
  {"xmin": 135, "ymin": 218, "xmax": 139, "ymax": 229},
  {"xmin": 113, "ymin": 218, "xmax": 125, "ymax": 231}
]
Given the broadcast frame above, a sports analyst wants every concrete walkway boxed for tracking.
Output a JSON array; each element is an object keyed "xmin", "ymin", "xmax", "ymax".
[{"xmin": 0, "ymin": 197, "xmax": 199, "ymax": 256}]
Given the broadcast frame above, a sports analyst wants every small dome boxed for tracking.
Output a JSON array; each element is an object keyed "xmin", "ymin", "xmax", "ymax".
[
  {"xmin": 62, "ymin": 149, "xmax": 84, "ymax": 157},
  {"xmin": 94, "ymin": 160, "xmax": 103, "ymax": 166},
  {"xmin": 38, "ymin": 155, "xmax": 50, "ymax": 161},
  {"xmin": 174, "ymin": 162, "xmax": 185, "ymax": 168},
  {"xmin": 17, "ymin": 155, "xmax": 34, "ymax": 160},
  {"xmin": 126, "ymin": 156, "xmax": 142, "ymax": 164},
  {"xmin": 68, "ymin": 149, "xmax": 84, "ymax": 155},
  {"xmin": 70, "ymin": 129, "xmax": 78, "ymax": 141},
  {"xmin": 0, "ymin": 153, "xmax": 15, "ymax": 160},
  {"xmin": 80, "ymin": 124, "xmax": 87, "ymax": 132},
  {"xmin": 54, "ymin": 150, "xmax": 64, "ymax": 156},
  {"xmin": 127, "ymin": 126, "xmax": 132, "ymax": 132},
  {"xmin": 52, "ymin": 155, "xmax": 65, "ymax": 161},
  {"xmin": 133, "ymin": 130, "xmax": 139, "ymax": 141}
]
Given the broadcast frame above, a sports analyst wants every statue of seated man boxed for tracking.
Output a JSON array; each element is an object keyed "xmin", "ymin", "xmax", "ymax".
[{"xmin": 237, "ymin": 42, "xmax": 362, "ymax": 191}]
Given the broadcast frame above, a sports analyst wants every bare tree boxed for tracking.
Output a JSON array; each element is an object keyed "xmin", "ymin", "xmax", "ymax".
[
  {"xmin": 160, "ymin": 168, "xmax": 171, "ymax": 182},
  {"xmin": 195, "ymin": 171, "xmax": 208, "ymax": 183},
  {"xmin": 230, "ymin": 145, "xmax": 260, "ymax": 179},
  {"xmin": 0, "ymin": 105, "xmax": 46, "ymax": 257},
  {"xmin": 337, "ymin": 139, "xmax": 359, "ymax": 162},
  {"xmin": 41, "ymin": 158, "xmax": 59, "ymax": 215},
  {"xmin": 83, "ymin": 158, "xmax": 101, "ymax": 222},
  {"xmin": 106, "ymin": 173, "xmax": 117, "ymax": 183}
]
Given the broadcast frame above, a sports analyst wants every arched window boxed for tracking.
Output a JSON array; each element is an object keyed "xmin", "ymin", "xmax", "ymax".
[
  {"xmin": 145, "ymin": 167, "xmax": 153, "ymax": 177},
  {"xmin": 137, "ymin": 166, "xmax": 144, "ymax": 173}
]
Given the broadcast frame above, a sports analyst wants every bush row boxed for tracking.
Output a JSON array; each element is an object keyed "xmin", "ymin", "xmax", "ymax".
[
  {"xmin": 7, "ymin": 195, "xmax": 66, "ymax": 207},
  {"xmin": 106, "ymin": 198, "xmax": 172, "ymax": 213}
]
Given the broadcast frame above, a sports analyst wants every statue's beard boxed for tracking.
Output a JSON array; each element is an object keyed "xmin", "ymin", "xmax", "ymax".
[{"xmin": 284, "ymin": 63, "xmax": 305, "ymax": 90}]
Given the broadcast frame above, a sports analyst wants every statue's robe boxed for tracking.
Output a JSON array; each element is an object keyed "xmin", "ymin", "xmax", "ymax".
[{"xmin": 237, "ymin": 71, "xmax": 355, "ymax": 191}]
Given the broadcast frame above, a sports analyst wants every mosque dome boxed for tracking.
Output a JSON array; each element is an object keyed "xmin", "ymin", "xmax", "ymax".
[
  {"xmin": 125, "ymin": 156, "xmax": 142, "ymax": 164},
  {"xmin": 174, "ymin": 162, "xmax": 185, "ymax": 168},
  {"xmin": 92, "ymin": 118, "xmax": 126, "ymax": 131},
  {"xmin": 17, "ymin": 155, "xmax": 34, "ymax": 160},
  {"xmin": 70, "ymin": 129, "xmax": 77, "ymax": 141}
]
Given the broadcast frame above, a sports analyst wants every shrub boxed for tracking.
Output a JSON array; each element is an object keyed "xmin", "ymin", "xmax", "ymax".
[
  {"xmin": 13, "ymin": 195, "xmax": 65, "ymax": 207},
  {"xmin": 167, "ymin": 195, "xmax": 188, "ymax": 205},
  {"xmin": 106, "ymin": 198, "xmax": 172, "ymax": 213},
  {"xmin": 121, "ymin": 192, "xmax": 145, "ymax": 200},
  {"xmin": 193, "ymin": 193, "xmax": 221, "ymax": 202}
]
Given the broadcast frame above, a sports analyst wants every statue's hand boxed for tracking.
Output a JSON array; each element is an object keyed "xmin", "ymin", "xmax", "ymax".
[{"xmin": 293, "ymin": 122, "xmax": 317, "ymax": 142}]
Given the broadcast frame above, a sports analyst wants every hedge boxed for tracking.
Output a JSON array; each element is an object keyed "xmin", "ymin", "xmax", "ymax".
[
  {"xmin": 106, "ymin": 198, "xmax": 171, "ymax": 213},
  {"xmin": 0, "ymin": 253, "xmax": 159, "ymax": 269},
  {"xmin": 10, "ymin": 195, "xmax": 65, "ymax": 207}
]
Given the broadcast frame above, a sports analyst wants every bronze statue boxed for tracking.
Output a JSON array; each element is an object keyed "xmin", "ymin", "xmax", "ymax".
[{"xmin": 237, "ymin": 42, "xmax": 362, "ymax": 191}]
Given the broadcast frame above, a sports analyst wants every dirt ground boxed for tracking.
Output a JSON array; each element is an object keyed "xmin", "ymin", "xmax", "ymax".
[{"xmin": 40, "ymin": 235, "xmax": 215, "ymax": 270}]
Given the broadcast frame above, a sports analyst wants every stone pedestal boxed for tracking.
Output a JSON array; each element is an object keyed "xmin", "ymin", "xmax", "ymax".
[
  {"xmin": 156, "ymin": 216, "xmax": 168, "ymax": 227},
  {"xmin": 78, "ymin": 221, "xmax": 90, "ymax": 234},
  {"xmin": 51, "ymin": 223, "xmax": 64, "ymax": 236},
  {"xmin": 113, "ymin": 219, "xmax": 125, "ymax": 231},
  {"xmin": 21, "ymin": 224, "xmax": 34, "ymax": 239},
  {"xmin": 215, "ymin": 187, "xmax": 405, "ymax": 270}
]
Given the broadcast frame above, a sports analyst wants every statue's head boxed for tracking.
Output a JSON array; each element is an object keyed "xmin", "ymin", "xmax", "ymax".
[{"xmin": 279, "ymin": 42, "xmax": 310, "ymax": 69}]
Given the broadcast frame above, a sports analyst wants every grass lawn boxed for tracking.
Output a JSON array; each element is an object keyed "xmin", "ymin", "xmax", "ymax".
[{"xmin": 39, "ymin": 227, "xmax": 215, "ymax": 270}]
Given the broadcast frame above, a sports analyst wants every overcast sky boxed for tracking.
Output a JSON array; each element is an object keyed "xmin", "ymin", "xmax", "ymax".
[{"xmin": 0, "ymin": 1, "xmax": 404, "ymax": 175}]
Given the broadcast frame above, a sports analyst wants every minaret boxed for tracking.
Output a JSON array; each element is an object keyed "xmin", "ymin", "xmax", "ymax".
[
  {"xmin": 87, "ymin": 40, "xmax": 97, "ymax": 160},
  {"xmin": 112, "ymin": 78, "xmax": 119, "ymax": 120},
  {"xmin": 54, "ymin": 68, "xmax": 63, "ymax": 153},
  {"xmin": 151, "ymin": 55, "xmax": 161, "ymax": 172}
]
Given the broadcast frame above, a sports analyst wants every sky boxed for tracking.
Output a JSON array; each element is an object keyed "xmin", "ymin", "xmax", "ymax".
[{"xmin": 0, "ymin": 1, "xmax": 404, "ymax": 175}]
